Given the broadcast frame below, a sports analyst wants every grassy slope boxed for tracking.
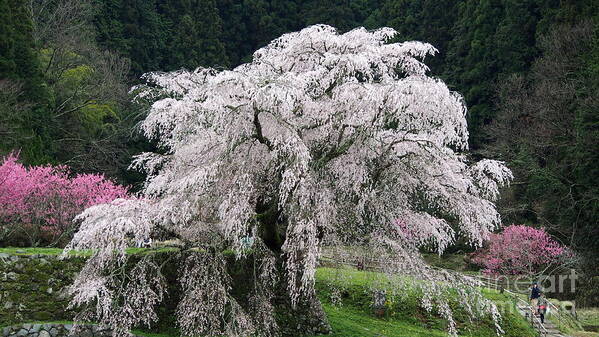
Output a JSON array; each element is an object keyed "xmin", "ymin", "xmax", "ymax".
[
  {"xmin": 422, "ymin": 253, "xmax": 473, "ymax": 272},
  {"xmin": 579, "ymin": 308, "xmax": 599, "ymax": 327},
  {"xmin": 319, "ymin": 303, "xmax": 446, "ymax": 337},
  {"xmin": 552, "ymin": 306, "xmax": 599, "ymax": 337},
  {"xmin": 313, "ymin": 268, "xmax": 536, "ymax": 337}
]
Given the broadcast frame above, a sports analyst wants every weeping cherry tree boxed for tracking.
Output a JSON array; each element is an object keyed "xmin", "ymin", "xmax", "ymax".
[{"xmin": 65, "ymin": 25, "xmax": 513, "ymax": 336}]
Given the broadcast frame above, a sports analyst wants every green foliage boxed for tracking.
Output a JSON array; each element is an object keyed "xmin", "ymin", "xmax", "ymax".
[
  {"xmin": 0, "ymin": 0, "xmax": 43, "ymax": 88},
  {"xmin": 490, "ymin": 19, "xmax": 599, "ymax": 301},
  {"xmin": 0, "ymin": 0, "xmax": 52, "ymax": 164},
  {"xmin": 6, "ymin": 0, "xmax": 597, "ymax": 179},
  {"xmin": 159, "ymin": 0, "xmax": 229, "ymax": 70},
  {"xmin": 0, "ymin": 0, "xmax": 151, "ymax": 187},
  {"xmin": 444, "ymin": 0, "xmax": 543, "ymax": 149},
  {"xmin": 378, "ymin": 0, "xmax": 457, "ymax": 74},
  {"xmin": 94, "ymin": 0, "xmax": 228, "ymax": 74},
  {"xmin": 94, "ymin": 0, "xmax": 169, "ymax": 75}
]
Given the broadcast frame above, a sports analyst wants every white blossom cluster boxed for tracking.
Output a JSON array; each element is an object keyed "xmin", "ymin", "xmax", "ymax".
[{"xmin": 66, "ymin": 25, "xmax": 512, "ymax": 336}]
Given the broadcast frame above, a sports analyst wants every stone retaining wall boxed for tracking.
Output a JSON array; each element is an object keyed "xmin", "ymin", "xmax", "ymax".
[
  {"xmin": 0, "ymin": 254, "xmax": 86, "ymax": 327},
  {"xmin": 1, "ymin": 323, "xmax": 110, "ymax": 337}
]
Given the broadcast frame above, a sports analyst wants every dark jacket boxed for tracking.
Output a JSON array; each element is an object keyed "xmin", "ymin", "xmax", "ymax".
[{"xmin": 530, "ymin": 286, "xmax": 541, "ymax": 299}]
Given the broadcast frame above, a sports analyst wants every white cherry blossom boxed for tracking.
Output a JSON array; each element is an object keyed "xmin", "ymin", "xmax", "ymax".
[{"xmin": 67, "ymin": 25, "xmax": 512, "ymax": 336}]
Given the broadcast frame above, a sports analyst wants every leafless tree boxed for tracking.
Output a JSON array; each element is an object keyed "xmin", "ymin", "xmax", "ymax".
[
  {"xmin": 25, "ymin": 0, "xmax": 135, "ymax": 179},
  {"xmin": 0, "ymin": 80, "xmax": 32, "ymax": 150}
]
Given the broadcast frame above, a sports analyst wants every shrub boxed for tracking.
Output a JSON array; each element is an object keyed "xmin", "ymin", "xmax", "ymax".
[
  {"xmin": 0, "ymin": 153, "xmax": 129, "ymax": 246},
  {"xmin": 470, "ymin": 225, "xmax": 569, "ymax": 277}
]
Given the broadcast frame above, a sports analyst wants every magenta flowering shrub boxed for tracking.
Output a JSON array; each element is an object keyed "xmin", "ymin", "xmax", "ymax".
[
  {"xmin": 0, "ymin": 153, "xmax": 129, "ymax": 246},
  {"xmin": 470, "ymin": 224, "xmax": 567, "ymax": 276}
]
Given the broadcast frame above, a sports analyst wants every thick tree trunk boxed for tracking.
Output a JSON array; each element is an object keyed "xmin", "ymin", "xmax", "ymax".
[
  {"xmin": 226, "ymin": 252, "xmax": 331, "ymax": 336},
  {"xmin": 256, "ymin": 198, "xmax": 286, "ymax": 253},
  {"xmin": 249, "ymin": 199, "xmax": 331, "ymax": 335},
  {"xmin": 145, "ymin": 250, "xmax": 331, "ymax": 336}
]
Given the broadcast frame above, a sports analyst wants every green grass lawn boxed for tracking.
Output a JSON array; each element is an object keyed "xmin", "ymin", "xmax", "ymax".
[
  {"xmin": 422, "ymin": 253, "xmax": 475, "ymax": 272},
  {"xmin": 318, "ymin": 303, "xmax": 447, "ymax": 337}
]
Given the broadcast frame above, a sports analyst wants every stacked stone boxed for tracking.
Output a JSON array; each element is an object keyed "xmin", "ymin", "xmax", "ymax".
[
  {"xmin": 1, "ymin": 323, "xmax": 111, "ymax": 337},
  {"xmin": 0, "ymin": 253, "xmax": 86, "ymax": 326}
]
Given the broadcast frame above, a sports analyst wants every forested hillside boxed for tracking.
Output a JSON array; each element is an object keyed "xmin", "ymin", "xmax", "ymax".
[
  {"xmin": 1, "ymin": 0, "xmax": 598, "ymax": 302},
  {"xmin": 0, "ymin": 0, "xmax": 146, "ymax": 183}
]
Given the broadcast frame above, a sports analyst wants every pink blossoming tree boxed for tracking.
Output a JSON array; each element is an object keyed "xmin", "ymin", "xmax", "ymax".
[
  {"xmin": 0, "ymin": 153, "xmax": 128, "ymax": 246},
  {"xmin": 66, "ymin": 25, "xmax": 513, "ymax": 336},
  {"xmin": 470, "ymin": 224, "xmax": 569, "ymax": 277}
]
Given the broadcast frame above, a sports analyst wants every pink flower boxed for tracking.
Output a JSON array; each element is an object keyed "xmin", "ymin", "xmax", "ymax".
[
  {"xmin": 0, "ymin": 153, "xmax": 129, "ymax": 245},
  {"xmin": 470, "ymin": 224, "xmax": 566, "ymax": 276}
]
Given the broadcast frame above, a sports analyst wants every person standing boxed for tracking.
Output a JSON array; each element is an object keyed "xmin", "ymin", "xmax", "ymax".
[
  {"xmin": 537, "ymin": 293, "xmax": 548, "ymax": 324},
  {"xmin": 530, "ymin": 283, "xmax": 541, "ymax": 316}
]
